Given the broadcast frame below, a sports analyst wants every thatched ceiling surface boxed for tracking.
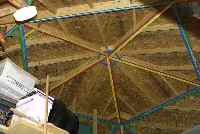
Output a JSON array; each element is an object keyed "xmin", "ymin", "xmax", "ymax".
[{"xmin": 1, "ymin": 0, "xmax": 200, "ymax": 133}]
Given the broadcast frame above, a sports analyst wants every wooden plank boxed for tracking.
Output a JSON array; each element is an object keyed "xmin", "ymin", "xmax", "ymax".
[
  {"xmin": 4, "ymin": 116, "xmax": 70, "ymax": 134},
  {"xmin": 0, "ymin": 4, "xmax": 16, "ymax": 18},
  {"xmin": 144, "ymin": 23, "xmax": 178, "ymax": 32},
  {"xmin": 29, "ymin": 54, "xmax": 96, "ymax": 67},
  {"xmin": 0, "ymin": 36, "xmax": 61, "ymax": 56},
  {"xmin": 7, "ymin": 0, "xmax": 24, "ymax": 8},
  {"xmin": 93, "ymin": 109, "xmax": 98, "ymax": 134},
  {"xmin": 120, "ymin": 56, "xmax": 194, "ymax": 71},
  {"xmin": 0, "ymin": 13, "xmax": 15, "ymax": 25},
  {"xmin": 107, "ymin": 57, "xmax": 121, "ymax": 123},
  {"xmin": 55, "ymin": 0, "xmax": 191, "ymax": 17},
  {"xmin": 124, "ymin": 46, "xmax": 194, "ymax": 55},
  {"xmin": 106, "ymin": 57, "xmax": 124, "ymax": 134},
  {"xmin": 166, "ymin": 106, "xmax": 200, "ymax": 112},
  {"xmin": 56, "ymin": 0, "xmax": 143, "ymax": 16},
  {"xmin": 44, "ymin": 75, "xmax": 49, "ymax": 134},
  {"xmin": 85, "ymin": 0, "xmax": 94, "ymax": 8}
]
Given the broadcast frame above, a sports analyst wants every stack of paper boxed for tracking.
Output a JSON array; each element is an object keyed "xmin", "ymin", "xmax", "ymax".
[
  {"xmin": 16, "ymin": 89, "xmax": 54, "ymax": 123},
  {"xmin": 0, "ymin": 58, "xmax": 39, "ymax": 106}
]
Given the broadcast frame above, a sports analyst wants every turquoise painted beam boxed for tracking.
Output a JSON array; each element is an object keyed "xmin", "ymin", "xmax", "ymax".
[
  {"xmin": 78, "ymin": 124, "xmax": 92, "ymax": 134},
  {"xmin": 125, "ymin": 87, "xmax": 200, "ymax": 125},
  {"xmin": 76, "ymin": 87, "xmax": 200, "ymax": 128},
  {"xmin": 28, "ymin": 0, "xmax": 172, "ymax": 24},
  {"xmin": 5, "ymin": 25, "xmax": 18, "ymax": 37},
  {"xmin": 18, "ymin": 24, "xmax": 29, "ymax": 71},
  {"xmin": 26, "ymin": 0, "xmax": 33, "ymax": 5},
  {"xmin": 76, "ymin": 113, "xmax": 119, "ymax": 126},
  {"xmin": 174, "ymin": 5, "xmax": 200, "ymax": 80},
  {"xmin": 130, "ymin": 128, "xmax": 137, "ymax": 134},
  {"xmin": 5, "ymin": 0, "xmax": 33, "ymax": 38},
  {"xmin": 107, "ymin": 125, "xmax": 119, "ymax": 134}
]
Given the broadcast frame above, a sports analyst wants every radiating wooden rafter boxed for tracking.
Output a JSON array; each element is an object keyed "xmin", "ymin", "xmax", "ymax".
[
  {"xmin": 106, "ymin": 57, "xmax": 124, "ymax": 134},
  {"xmin": 120, "ymin": 56, "xmax": 194, "ymax": 71},
  {"xmin": 111, "ymin": 57, "xmax": 200, "ymax": 88},
  {"xmin": 123, "ymin": 46, "xmax": 200, "ymax": 55},
  {"xmin": 25, "ymin": 24, "xmax": 103, "ymax": 54},
  {"xmin": 50, "ymin": 56, "xmax": 105, "ymax": 93},
  {"xmin": 110, "ymin": 1, "xmax": 175, "ymax": 56}
]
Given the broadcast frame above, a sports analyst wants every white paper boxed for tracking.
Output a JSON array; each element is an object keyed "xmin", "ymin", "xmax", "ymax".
[
  {"xmin": 0, "ymin": 58, "xmax": 38, "ymax": 102},
  {"xmin": 16, "ymin": 90, "xmax": 54, "ymax": 123}
]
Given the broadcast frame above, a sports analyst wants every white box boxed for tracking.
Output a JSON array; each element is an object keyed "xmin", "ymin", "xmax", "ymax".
[{"xmin": 0, "ymin": 58, "xmax": 39, "ymax": 101}]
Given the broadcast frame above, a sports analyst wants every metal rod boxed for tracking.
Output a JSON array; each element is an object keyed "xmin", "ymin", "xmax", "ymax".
[
  {"xmin": 18, "ymin": 24, "xmax": 29, "ymax": 71},
  {"xmin": 174, "ymin": 6, "xmax": 200, "ymax": 80}
]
